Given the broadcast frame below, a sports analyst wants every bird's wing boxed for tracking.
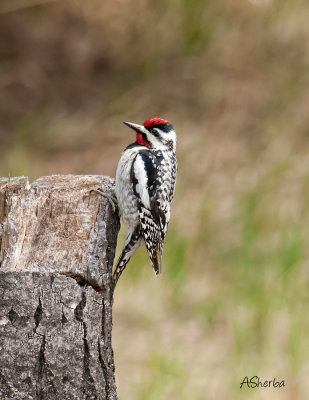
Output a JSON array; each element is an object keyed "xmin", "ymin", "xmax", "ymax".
[
  {"xmin": 131, "ymin": 150, "xmax": 172, "ymax": 274},
  {"xmin": 168, "ymin": 154, "xmax": 177, "ymax": 203}
]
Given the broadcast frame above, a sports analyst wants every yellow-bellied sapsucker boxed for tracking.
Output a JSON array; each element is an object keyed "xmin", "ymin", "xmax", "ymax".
[{"xmin": 111, "ymin": 117, "xmax": 177, "ymax": 287}]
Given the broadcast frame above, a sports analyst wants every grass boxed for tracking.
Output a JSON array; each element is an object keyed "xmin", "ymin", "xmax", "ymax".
[
  {"xmin": 114, "ymin": 159, "xmax": 309, "ymax": 399},
  {"xmin": 134, "ymin": 352, "xmax": 186, "ymax": 400}
]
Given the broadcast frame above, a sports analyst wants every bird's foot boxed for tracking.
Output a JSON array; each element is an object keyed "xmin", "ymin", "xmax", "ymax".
[{"xmin": 90, "ymin": 188, "xmax": 118, "ymax": 213}]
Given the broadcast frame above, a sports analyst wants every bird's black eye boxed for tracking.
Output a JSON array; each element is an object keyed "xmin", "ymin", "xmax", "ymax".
[{"xmin": 151, "ymin": 128, "xmax": 158, "ymax": 135}]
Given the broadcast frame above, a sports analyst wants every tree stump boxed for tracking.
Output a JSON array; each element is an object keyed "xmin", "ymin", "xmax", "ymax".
[{"xmin": 0, "ymin": 175, "xmax": 120, "ymax": 400}]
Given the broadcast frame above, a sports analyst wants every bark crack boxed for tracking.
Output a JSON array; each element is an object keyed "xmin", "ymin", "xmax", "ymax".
[
  {"xmin": 62, "ymin": 272, "xmax": 103, "ymax": 293},
  {"xmin": 74, "ymin": 290, "xmax": 98, "ymax": 399},
  {"xmin": 98, "ymin": 339, "xmax": 111, "ymax": 399},
  {"xmin": 33, "ymin": 297, "xmax": 43, "ymax": 333},
  {"xmin": 7, "ymin": 308, "xmax": 19, "ymax": 325},
  {"xmin": 34, "ymin": 335, "xmax": 56, "ymax": 399},
  {"xmin": 82, "ymin": 322, "xmax": 98, "ymax": 399}
]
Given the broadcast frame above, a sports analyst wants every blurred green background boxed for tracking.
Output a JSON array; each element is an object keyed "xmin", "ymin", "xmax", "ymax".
[{"xmin": 1, "ymin": 0, "xmax": 309, "ymax": 399}]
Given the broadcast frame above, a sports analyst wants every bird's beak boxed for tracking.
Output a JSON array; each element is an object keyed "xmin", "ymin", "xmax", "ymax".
[{"xmin": 123, "ymin": 121, "xmax": 148, "ymax": 135}]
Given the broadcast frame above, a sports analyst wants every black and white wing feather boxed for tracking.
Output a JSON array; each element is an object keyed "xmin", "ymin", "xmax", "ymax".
[{"xmin": 131, "ymin": 149, "xmax": 177, "ymax": 274}]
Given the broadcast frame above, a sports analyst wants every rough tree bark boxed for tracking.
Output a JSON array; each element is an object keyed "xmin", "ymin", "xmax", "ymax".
[{"xmin": 0, "ymin": 175, "xmax": 120, "ymax": 400}]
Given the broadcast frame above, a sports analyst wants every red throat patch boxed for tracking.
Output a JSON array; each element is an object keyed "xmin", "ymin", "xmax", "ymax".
[{"xmin": 136, "ymin": 133, "xmax": 149, "ymax": 146}]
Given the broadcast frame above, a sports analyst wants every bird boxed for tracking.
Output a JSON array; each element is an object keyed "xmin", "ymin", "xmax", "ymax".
[{"xmin": 108, "ymin": 116, "xmax": 177, "ymax": 288}]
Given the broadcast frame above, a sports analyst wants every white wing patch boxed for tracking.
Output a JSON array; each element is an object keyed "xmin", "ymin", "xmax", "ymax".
[{"xmin": 133, "ymin": 154, "xmax": 150, "ymax": 209}]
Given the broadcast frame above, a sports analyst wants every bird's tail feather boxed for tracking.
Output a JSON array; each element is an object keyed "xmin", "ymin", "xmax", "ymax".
[
  {"xmin": 148, "ymin": 242, "xmax": 163, "ymax": 275},
  {"xmin": 113, "ymin": 227, "xmax": 142, "ymax": 288},
  {"xmin": 150, "ymin": 252, "xmax": 160, "ymax": 275}
]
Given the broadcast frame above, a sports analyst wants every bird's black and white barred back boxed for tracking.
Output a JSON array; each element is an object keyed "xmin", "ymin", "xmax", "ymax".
[{"xmin": 113, "ymin": 117, "xmax": 177, "ymax": 288}]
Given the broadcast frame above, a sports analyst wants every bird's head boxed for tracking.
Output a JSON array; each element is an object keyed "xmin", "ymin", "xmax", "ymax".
[{"xmin": 123, "ymin": 117, "xmax": 176, "ymax": 152}]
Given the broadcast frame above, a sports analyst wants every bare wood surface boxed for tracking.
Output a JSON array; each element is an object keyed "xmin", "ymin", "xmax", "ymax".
[{"xmin": 0, "ymin": 175, "xmax": 120, "ymax": 400}]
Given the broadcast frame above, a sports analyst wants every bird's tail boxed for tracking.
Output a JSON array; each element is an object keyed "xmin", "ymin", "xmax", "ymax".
[
  {"xmin": 147, "ymin": 242, "xmax": 163, "ymax": 276},
  {"xmin": 113, "ymin": 227, "xmax": 142, "ymax": 288}
]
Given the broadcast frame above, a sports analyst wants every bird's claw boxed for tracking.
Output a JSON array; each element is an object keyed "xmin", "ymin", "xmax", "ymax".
[{"xmin": 90, "ymin": 188, "xmax": 118, "ymax": 213}]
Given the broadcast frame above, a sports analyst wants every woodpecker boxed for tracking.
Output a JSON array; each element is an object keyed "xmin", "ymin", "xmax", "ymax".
[{"xmin": 112, "ymin": 116, "xmax": 177, "ymax": 287}]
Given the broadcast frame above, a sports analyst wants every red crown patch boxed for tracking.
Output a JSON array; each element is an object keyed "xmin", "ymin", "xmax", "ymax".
[{"xmin": 143, "ymin": 117, "xmax": 169, "ymax": 128}]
